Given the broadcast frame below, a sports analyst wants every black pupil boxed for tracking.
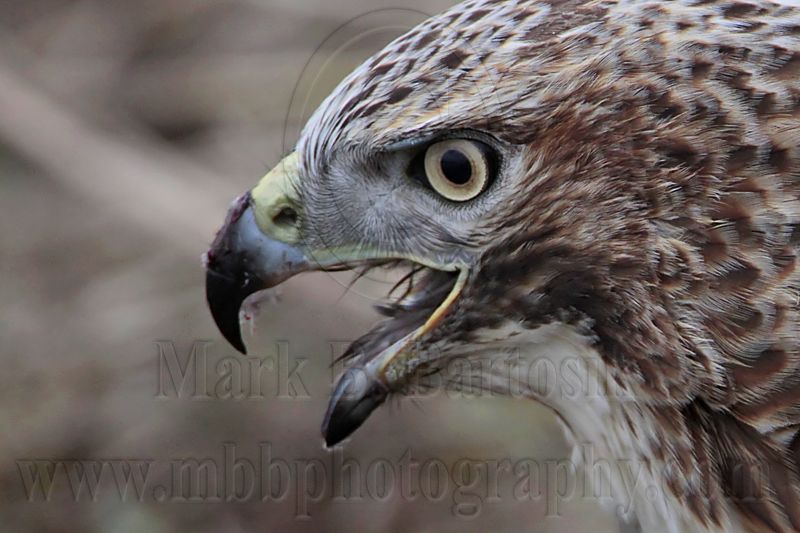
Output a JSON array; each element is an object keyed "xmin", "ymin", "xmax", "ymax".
[{"xmin": 439, "ymin": 149, "xmax": 472, "ymax": 185}]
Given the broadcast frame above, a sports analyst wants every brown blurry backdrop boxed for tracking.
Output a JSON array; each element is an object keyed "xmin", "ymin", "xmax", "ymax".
[{"xmin": 0, "ymin": 1, "xmax": 620, "ymax": 531}]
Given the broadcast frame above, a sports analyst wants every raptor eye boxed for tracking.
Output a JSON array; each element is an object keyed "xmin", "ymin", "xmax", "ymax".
[{"xmin": 422, "ymin": 139, "xmax": 491, "ymax": 202}]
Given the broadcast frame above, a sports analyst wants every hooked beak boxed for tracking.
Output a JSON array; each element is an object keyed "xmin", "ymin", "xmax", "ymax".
[
  {"xmin": 204, "ymin": 191, "xmax": 309, "ymax": 353},
  {"xmin": 205, "ymin": 152, "xmax": 309, "ymax": 354},
  {"xmin": 204, "ymin": 153, "xmax": 467, "ymax": 447}
]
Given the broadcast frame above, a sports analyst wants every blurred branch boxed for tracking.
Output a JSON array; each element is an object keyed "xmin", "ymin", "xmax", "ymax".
[{"xmin": 0, "ymin": 60, "xmax": 239, "ymax": 256}]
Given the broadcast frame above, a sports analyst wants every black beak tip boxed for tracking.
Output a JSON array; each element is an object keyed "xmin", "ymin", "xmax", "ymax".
[
  {"xmin": 205, "ymin": 268, "xmax": 248, "ymax": 354},
  {"xmin": 323, "ymin": 418, "xmax": 357, "ymax": 449},
  {"xmin": 322, "ymin": 369, "xmax": 387, "ymax": 448}
]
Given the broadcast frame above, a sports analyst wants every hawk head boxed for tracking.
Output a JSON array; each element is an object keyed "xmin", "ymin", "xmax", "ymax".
[
  {"xmin": 206, "ymin": 0, "xmax": 670, "ymax": 442},
  {"xmin": 206, "ymin": 0, "xmax": 800, "ymax": 529}
]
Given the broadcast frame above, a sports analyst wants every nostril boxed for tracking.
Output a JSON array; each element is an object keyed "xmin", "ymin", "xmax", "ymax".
[{"xmin": 272, "ymin": 206, "xmax": 298, "ymax": 227}]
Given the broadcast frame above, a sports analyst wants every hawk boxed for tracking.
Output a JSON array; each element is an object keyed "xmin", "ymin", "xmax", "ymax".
[{"xmin": 204, "ymin": 0, "xmax": 800, "ymax": 531}]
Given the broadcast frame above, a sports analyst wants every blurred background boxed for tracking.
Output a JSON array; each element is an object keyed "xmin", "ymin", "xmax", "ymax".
[{"xmin": 0, "ymin": 0, "xmax": 620, "ymax": 531}]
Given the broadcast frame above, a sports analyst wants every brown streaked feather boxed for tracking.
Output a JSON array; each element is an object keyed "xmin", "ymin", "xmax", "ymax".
[
  {"xmin": 298, "ymin": 0, "xmax": 800, "ymax": 530},
  {"xmin": 467, "ymin": 1, "xmax": 800, "ymax": 529}
]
